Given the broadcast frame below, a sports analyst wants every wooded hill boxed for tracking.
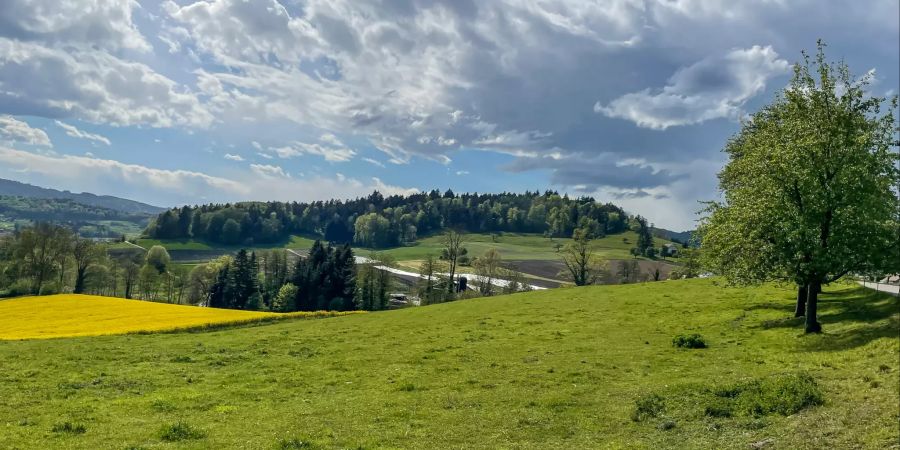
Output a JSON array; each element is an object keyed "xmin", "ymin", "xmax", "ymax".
[
  {"xmin": 0, "ymin": 195, "xmax": 153, "ymax": 238},
  {"xmin": 0, "ymin": 178, "xmax": 164, "ymax": 215},
  {"xmin": 144, "ymin": 191, "xmax": 633, "ymax": 248}
]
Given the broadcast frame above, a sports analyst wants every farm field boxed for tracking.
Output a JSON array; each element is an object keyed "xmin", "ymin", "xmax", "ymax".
[
  {"xmin": 0, "ymin": 279, "xmax": 896, "ymax": 448},
  {"xmin": 0, "ymin": 295, "xmax": 354, "ymax": 340}
]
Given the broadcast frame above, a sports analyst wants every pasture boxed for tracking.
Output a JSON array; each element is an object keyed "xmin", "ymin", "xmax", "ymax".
[{"xmin": 0, "ymin": 279, "xmax": 896, "ymax": 448}]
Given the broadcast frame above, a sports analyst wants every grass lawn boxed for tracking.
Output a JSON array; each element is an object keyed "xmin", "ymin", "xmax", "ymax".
[{"xmin": 0, "ymin": 279, "xmax": 896, "ymax": 448}]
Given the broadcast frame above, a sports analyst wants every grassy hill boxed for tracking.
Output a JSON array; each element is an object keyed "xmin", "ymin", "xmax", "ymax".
[
  {"xmin": 0, "ymin": 178, "xmax": 165, "ymax": 215},
  {"xmin": 0, "ymin": 279, "xmax": 895, "ymax": 448}
]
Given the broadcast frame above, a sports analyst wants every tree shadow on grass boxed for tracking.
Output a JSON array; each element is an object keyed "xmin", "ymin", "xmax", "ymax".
[{"xmin": 753, "ymin": 286, "xmax": 900, "ymax": 351}]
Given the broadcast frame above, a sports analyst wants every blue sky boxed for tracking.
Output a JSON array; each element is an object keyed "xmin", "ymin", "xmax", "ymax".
[{"xmin": 0, "ymin": 0, "xmax": 897, "ymax": 231}]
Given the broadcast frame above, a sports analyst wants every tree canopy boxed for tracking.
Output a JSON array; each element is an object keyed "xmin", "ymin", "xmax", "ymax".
[{"xmin": 699, "ymin": 41, "xmax": 899, "ymax": 333}]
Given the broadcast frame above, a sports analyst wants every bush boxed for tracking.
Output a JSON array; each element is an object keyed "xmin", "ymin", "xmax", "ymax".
[
  {"xmin": 51, "ymin": 421, "xmax": 86, "ymax": 434},
  {"xmin": 672, "ymin": 333, "xmax": 707, "ymax": 349},
  {"xmin": 278, "ymin": 437, "xmax": 323, "ymax": 449},
  {"xmin": 631, "ymin": 393, "xmax": 665, "ymax": 421},
  {"xmin": 159, "ymin": 421, "xmax": 205, "ymax": 442},
  {"xmin": 734, "ymin": 373, "xmax": 823, "ymax": 416}
]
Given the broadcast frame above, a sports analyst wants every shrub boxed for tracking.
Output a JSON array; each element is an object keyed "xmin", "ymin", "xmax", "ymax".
[
  {"xmin": 631, "ymin": 393, "xmax": 665, "ymax": 421},
  {"xmin": 734, "ymin": 373, "xmax": 823, "ymax": 416},
  {"xmin": 672, "ymin": 333, "xmax": 707, "ymax": 349},
  {"xmin": 51, "ymin": 421, "xmax": 86, "ymax": 434},
  {"xmin": 708, "ymin": 373, "xmax": 823, "ymax": 417},
  {"xmin": 278, "ymin": 437, "xmax": 322, "ymax": 449},
  {"xmin": 159, "ymin": 421, "xmax": 205, "ymax": 442}
]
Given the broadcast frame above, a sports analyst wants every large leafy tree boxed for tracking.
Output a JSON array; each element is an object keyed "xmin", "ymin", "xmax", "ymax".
[{"xmin": 700, "ymin": 41, "xmax": 899, "ymax": 333}]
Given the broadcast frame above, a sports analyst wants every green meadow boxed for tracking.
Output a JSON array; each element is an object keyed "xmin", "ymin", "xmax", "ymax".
[{"xmin": 0, "ymin": 279, "xmax": 896, "ymax": 449}]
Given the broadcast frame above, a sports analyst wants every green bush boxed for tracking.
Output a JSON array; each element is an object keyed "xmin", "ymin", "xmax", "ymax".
[
  {"xmin": 709, "ymin": 373, "xmax": 823, "ymax": 417},
  {"xmin": 672, "ymin": 333, "xmax": 707, "ymax": 349},
  {"xmin": 159, "ymin": 421, "xmax": 205, "ymax": 442},
  {"xmin": 51, "ymin": 421, "xmax": 86, "ymax": 434},
  {"xmin": 278, "ymin": 437, "xmax": 322, "ymax": 449},
  {"xmin": 631, "ymin": 393, "xmax": 665, "ymax": 421}
]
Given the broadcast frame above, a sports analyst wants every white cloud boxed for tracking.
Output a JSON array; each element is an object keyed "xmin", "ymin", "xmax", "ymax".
[
  {"xmin": 595, "ymin": 46, "xmax": 790, "ymax": 129},
  {"xmin": 0, "ymin": 39, "xmax": 212, "ymax": 128},
  {"xmin": 0, "ymin": 0, "xmax": 150, "ymax": 52},
  {"xmin": 269, "ymin": 135, "xmax": 357, "ymax": 162},
  {"xmin": 456, "ymin": 170, "xmax": 469, "ymax": 176},
  {"xmin": 0, "ymin": 115, "xmax": 52, "ymax": 147},
  {"xmin": 0, "ymin": 145, "xmax": 419, "ymax": 206},
  {"xmin": 224, "ymin": 153, "xmax": 244, "ymax": 161},
  {"xmin": 250, "ymin": 163, "xmax": 290, "ymax": 178},
  {"xmin": 362, "ymin": 157, "xmax": 385, "ymax": 167},
  {"xmin": 54, "ymin": 120, "xmax": 111, "ymax": 146}
]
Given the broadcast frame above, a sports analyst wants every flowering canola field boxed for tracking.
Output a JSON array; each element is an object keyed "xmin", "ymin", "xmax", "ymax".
[{"xmin": 0, "ymin": 294, "xmax": 357, "ymax": 340}]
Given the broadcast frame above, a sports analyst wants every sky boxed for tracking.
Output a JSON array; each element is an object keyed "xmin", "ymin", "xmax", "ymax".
[{"xmin": 0, "ymin": 0, "xmax": 897, "ymax": 231}]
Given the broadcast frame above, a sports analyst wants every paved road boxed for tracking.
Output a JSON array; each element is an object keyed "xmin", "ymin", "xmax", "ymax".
[{"xmin": 858, "ymin": 281, "xmax": 900, "ymax": 296}]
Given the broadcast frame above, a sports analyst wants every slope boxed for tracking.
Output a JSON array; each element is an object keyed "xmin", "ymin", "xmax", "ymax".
[
  {"xmin": 0, "ymin": 178, "xmax": 165, "ymax": 215},
  {"xmin": 0, "ymin": 279, "xmax": 896, "ymax": 449}
]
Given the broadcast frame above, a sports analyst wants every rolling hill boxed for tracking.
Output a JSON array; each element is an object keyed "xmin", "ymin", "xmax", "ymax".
[
  {"xmin": 0, "ymin": 279, "xmax": 895, "ymax": 448},
  {"xmin": 0, "ymin": 195, "xmax": 153, "ymax": 237},
  {"xmin": 0, "ymin": 178, "xmax": 164, "ymax": 215}
]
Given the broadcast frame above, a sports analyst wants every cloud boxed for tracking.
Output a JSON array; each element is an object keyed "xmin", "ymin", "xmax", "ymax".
[
  {"xmin": 250, "ymin": 163, "xmax": 290, "ymax": 178},
  {"xmin": 268, "ymin": 134, "xmax": 357, "ymax": 162},
  {"xmin": 0, "ymin": 145, "xmax": 242, "ymax": 204},
  {"xmin": 54, "ymin": 120, "xmax": 111, "ymax": 146},
  {"xmin": 362, "ymin": 157, "xmax": 385, "ymax": 167},
  {"xmin": 0, "ymin": 0, "xmax": 150, "ymax": 51},
  {"xmin": 0, "ymin": 145, "xmax": 419, "ymax": 206},
  {"xmin": 0, "ymin": 39, "xmax": 212, "ymax": 128},
  {"xmin": 0, "ymin": 115, "xmax": 52, "ymax": 147},
  {"xmin": 595, "ymin": 46, "xmax": 790, "ymax": 129},
  {"xmin": 506, "ymin": 153, "xmax": 688, "ymax": 191},
  {"xmin": 224, "ymin": 153, "xmax": 244, "ymax": 161}
]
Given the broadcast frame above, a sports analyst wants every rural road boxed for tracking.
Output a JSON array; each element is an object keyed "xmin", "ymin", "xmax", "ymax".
[{"xmin": 858, "ymin": 281, "xmax": 899, "ymax": 296}]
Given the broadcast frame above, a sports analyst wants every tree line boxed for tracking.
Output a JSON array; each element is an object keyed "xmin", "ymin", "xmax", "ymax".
[{"xmin": 144, "ymin": 191, "xmax": 631, "ymax": 248}]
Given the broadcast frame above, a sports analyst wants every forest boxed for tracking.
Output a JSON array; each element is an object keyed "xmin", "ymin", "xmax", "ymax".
[{"xmin": 144, "ymin": 190, "xmax": 631, "ymax": 248}]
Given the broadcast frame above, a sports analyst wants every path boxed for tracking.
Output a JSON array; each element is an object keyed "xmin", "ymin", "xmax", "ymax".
[{"xmin": 858, "ymin": 281, "xmax": 899, "ymax": 296}]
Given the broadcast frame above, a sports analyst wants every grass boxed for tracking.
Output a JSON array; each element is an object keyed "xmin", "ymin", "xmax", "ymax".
[
  {"xmin": 0, "ymin": 294, "xmax": 360, "ymax": 340},
  {"xmin": 136, "ymin": 235, "xmax": 317, "ymax": 251},
  {"xmin": 0, "ymin": 279, "xmax": 895, "ymax": 448},
  {"xmin": 356, "ymin": 231, "xmax": 676, "ymax": 261}
]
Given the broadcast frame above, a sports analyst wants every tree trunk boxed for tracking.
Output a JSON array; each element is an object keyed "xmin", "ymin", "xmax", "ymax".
[
  {"xmin": 74, "ymin": 267, "xmax": 87, "ymax": 294},
  {"xmin": 805, "ymin": 280, "xmax": 822, "ymax": 333},
  {"xmin": 794, "ymin": 284, "xmax": 807, "ymax": 317}
]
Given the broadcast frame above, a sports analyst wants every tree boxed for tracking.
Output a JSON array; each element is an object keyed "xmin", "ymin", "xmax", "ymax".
[
  {"xmin": 617, "ymin": 260, "xmax": 640, "ymax": 284},
  {"xmin": 355, "ymin": 252, "xmax": 394, "ymax": 310},
  {"xmin": 14, "ymin": 222, "xmax": 72, "ymax": 294},
  {"xmin": 221, "ymin": 219, "xmax": 242, "ymax": 245},
  {"xmin": 635, "ymin": 216, "xmax": 654, "ymax": 256},
  {"xmin": 72, "ymin": 237, "xmax": 101, "ymax": 294},
  {"xmin": 272, "ymin": 283, "xmax": 298, "ymax": 312},
  {"xmin": 146, "ymin": 245, "xmax": 171, "ymax": 274},
  {"xmin": 699, "ymin": 41, "xmax": 899, "ymax": 333},
  {"xmin": 417, "ymin": 254, "xmax": 448, "ymax": 304},
  {"xmin": 561, "ymin": 229, "xmax": 605, "ymax": 286},
  {"xmin": 474, "ymin": 249, "xmax": 502, "ymax": 296},
  {"xmin": 441, "ymin": 230, "xmax": 465, "ymax": 293}
]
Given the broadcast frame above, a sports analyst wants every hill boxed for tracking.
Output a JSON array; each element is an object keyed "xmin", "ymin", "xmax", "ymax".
[
  {"xmin": 0, "ymin": 195, "xmax": 152, "ymax": 237},
  {"xmin": 0, "ymin": 178, "xmax": 164, "ymax": 215},
  {"xmin": 0, "ymin": 279, "xmax": 895, "ymax": 448}
]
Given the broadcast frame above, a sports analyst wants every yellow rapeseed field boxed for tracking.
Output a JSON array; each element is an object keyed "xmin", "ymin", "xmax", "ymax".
[{"xmin": 0, "ymin": 294, "xmax": 361, "ymax": 340}]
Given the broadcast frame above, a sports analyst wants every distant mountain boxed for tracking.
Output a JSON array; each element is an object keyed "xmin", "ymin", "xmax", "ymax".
[
  {"xmin": 0, "ymin": 178, "xmax": 165, "ymax": 215},
  {"xmin": 652, "ymin": 227, "xmax": 696, "ymax": 245},
  {"xmin": 0, "ymin": 195, "xmax": 152, "ymax": 238}
]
